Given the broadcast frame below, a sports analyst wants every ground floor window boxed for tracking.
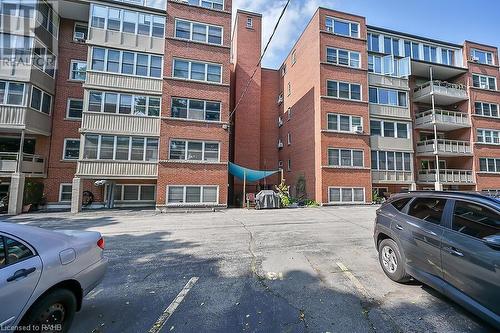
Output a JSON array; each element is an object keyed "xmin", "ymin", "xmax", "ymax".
[
  {"xmin": 59, "ymin": 184, "xmax": 72, "ymax": 202},
  {"xmin": 328, "ymin": 187, "xmax": 364, "ymax": 203},
  {"xmin": 108, "ymin": 184, "xmax": 156, "ymax": 201},
  {"xmin": 167, "ymin": 186, "xmax": 218, "ymax": 204}
]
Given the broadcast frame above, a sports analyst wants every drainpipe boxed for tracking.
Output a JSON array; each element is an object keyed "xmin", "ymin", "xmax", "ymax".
[{"xmin": 430, "ymin": 67, "xmax": 441, "ymax": 191}]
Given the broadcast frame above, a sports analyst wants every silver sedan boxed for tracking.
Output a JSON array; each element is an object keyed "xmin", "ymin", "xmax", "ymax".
[{"xmin": 0, "ymin": 222, "xmax": 108, "ymax": 333}]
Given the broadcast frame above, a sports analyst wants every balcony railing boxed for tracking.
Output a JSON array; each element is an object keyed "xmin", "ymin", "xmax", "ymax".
[
  {"xmin": 416, "ymin": 139, "xmax": 472, "ymax": 156},
  {"xmin": 76, "ymin": 160, "xmax": 158, "ymax": 179},
  {"xmin": 413, "ymin": 80, "xmax": 468, "ymax": 104},
  {"xmin": 81, "ymin": 112, "xmax": 160, "ymax": 136},
  {"xmin": 418, "ymin": 169, "xmax": 474, "ymax": 184},
  {"xmin": 415, "ymin": 109, "xmax": 471, "ymax": 130},
  {"xmin": 372, "ymin": 170, "xmax": 414, "ymax": 184},
  {"xmin": 0, "ymin": 153, "xmax": 45, "ymax": 176}
]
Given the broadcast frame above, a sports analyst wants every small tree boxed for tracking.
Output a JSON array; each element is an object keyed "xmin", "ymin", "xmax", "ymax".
[
  {"xmin": 275, "ymin": 181, "xmax": 291, "ymax": 207},
  {"xmin": 23, "ymin": 181, "xmax": 44, "ymax": 208}
]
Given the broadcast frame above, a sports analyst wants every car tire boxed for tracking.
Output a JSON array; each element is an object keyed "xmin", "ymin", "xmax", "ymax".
[
  {"xmin": 18, "ymin": 288, "xmax": 77, "ymax": 333},
  {"xmin": 378, "ymin": 239, "xmax": 411, "ymax": 283}
]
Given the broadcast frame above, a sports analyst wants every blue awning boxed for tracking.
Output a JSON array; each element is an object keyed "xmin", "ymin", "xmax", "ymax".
[{"xmin": 229, "ymin": 162, "xmax": 279, "ymax": 182}]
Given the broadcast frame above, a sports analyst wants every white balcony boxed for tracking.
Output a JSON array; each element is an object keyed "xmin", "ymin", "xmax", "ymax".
[
  {"xmin": 0, "ymin": 153, "xmax": 45, "ymax": 176},
  {"xmin": 81, "ymin": 112, "xmax": 160, "ymax": 137},
  {"xmin": 372, "ymin": 170, "xmax": 414, "ymax": 184},
  {"xmin": 369, "ymin": 104, "xmax": 411, "ymax": 120},
  {"xmin": 370, "ymin": 136, "xmax": 413, "ymax": 152},
  {"xmin": 76, "ymin": 160, "xmax": 158, "ymax": 179},
  {"xmin": 0, "ymin": 106, "xmax": 52, "ymax": 135},
  {"xmin": 88, "ymin": 27, "xmax": 165, "ymax": 54},
  {"xmin": 413, "ymin": 81, "xmax": 468, "ymax": 105},
  {"xmin": 418, "ymin": 169, "xmax": 474, "ymax": 185},
  {"xmin": 415, "ymin": 109, "xmax": 471, "ymax": 131},
  {"xmin": 84, "ymin": 71, "xmax": 163, "ymax": 95},
  {"xmin": 368, "ymin": 74, "xmax": 409, "ymax": 90},
  {"xmin": 416, "ymin": 139, "xmax": 472, "ymax": 157}
]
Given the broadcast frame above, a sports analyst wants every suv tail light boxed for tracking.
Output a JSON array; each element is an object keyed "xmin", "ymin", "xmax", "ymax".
[{"xmin": 97, "ymin": 237, "xmax": 105, "ymax": 250}]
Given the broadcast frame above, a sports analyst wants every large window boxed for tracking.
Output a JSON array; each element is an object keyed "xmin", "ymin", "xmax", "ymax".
[
  {"xmin": 83, "ymin": 135, "xmax": 158, "ymax": 161},
  {"xmin": 369, "ymin": 87, "xmax": 407, "ymax": 107},
  {"xmin": 0, "ymin": 33, "xmax": 33, "ymax": 63},
  {"xmin": 0, "ymin": 81, "xmax": 25, "ymax": 106},
  {"xmin": 329, "ymin": 187, "xmax": 364, "ymax": 203},
  {"xmin": 326, "ymin": 47, "xmax": 360, "ymax": 68},
  {"xmin": 403, "ymin": 40, "xmax": 420, "ymax": 60},
  {"xmin": 326, "ymin": 80, "xmax": 361, "ymax": 101},
  {"xmin": 37, "ymin": 0, "xmax": 59, "ymax": 37},
  {"xmin": 477, "ymin": 129, "xmax": 500, "ymax": 145},
  {"xmin": 169, "ymin": 140, "xmax": 220, "ymax": 162},
  {"xmin": 423, "ymin": 45, "xmax": 437, "ymax": 63},
  {"xmin": 326, "ymin": 17, "xmax": 359, "ymax": 38},
  {"xmin": 175, "ymin": 19, "xmax": 223, "ymax": 45},
  {"xmin": 475, "ymin": 102, "xmax": 499, "ymax": 118},
  {"xmin": 67, "ymin": 99, "xmax": 83, "ymax": 119},
  {"xmin": 173, "ymin": 59, "xmax": 222, "ymax": 83},
  {"xmin": 110, "ymin": 184, "xmax": 156, "ymax": 201},
  {"xmin": 70, "ymin": 60, "xmax": 87, "ymax": 81},
  {"xmin": 471, "ymin": 49, "xmax": 494, "ymax": 65},
  {"xmin": 367, "ymin": 33, "xmax": 379, "ymax": 52},
  {"xmin": 30, "ymin": 87, "xmax": 52, "ymax": 114},
  {"xmin": 472, "ymin": 74, "xmax": 497, "ymax": 90},
  {"xmin": 59, "ymin": 184, "xmax": 72, "ymax": 202},
  {"xmin": 88, "ymin": 91, "xmax": 160, "ymax": 117},
  {"xmin": 370, "ymin": 120, "xmax": 409, "ymax": 138},
  {"xmin": 441, "ymin": 49, "xmax": 454, "ymax": 66},
  {"xmin": 452, "ymin": 201, "xmax": 499, "ymax": 239},
  {"xmin": 0, "ymin": 1, "xmax": 37, "ymax": 18},
  {"xmin": 327, "ymin": 114, "xmax": 362, "ymax": 133},
  {"xmin": 371, "ymin": 151, "xmax": 412, "ymax": 172},
  {"xmin": 91, "ymin": 47, "xmax": 162, "ymax": 78},
  {"xmin": 168, "ymin": 185, "xmax": 218, "ymax": 204},
  {"xmin": 33, "ymin": 41, "xmax": 56, "ymax": 77},
  {"xmin": 383, "ymin": 36, "xmax": 400, "ymax": 56},
  {"xmin": 187, "ymin": 0, "xmax": 224, "ymax": 10},
  {"xmin": 171, "ymin": 98, "xmax": 221, "ymax": 121},
  {"xmin": 91, "ymin": 4, "xmax": 165, "ymax": 37},
  {"xmin": 63, "ymin": 139, "xmax": 80, "ymax": 160},
  {"xmin": 479, "ymin": 158, "xmax": 500, "ymax": 173},
  {"xmin": 328, "ymin": 149, "xmax": 364, "ymax": 167}
]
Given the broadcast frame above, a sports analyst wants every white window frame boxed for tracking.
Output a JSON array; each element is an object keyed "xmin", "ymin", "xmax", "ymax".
[
  {"xmin": 328, "ymin": 148, "xmax": 364, "ymax": 168},
  {"xmin": 174, "ymin": 19, "xmax": 223, "ymax": 45},
  {"xmin": 108, "ymin": 184, "xmax": 157, "ymax": 201},
  {"xmin": 59, "ymin": 183, "xmax": 73, "ymax": 202},
  {"xmin": 86, "ymin": 91, "xmax": 161, "ymax": 117},
  {"xmin": 291, "ymin": 50, "xmax": 296, "ymax": 65},
  {"xmin": 168, "ymin": 139, "xmax": 221, "ymax": 162},
  {"xmin": 69, "ymin": 60, "xmax": 87, "ymax": 81},
  {"xmin": 325, "ymin": 16, "xmax": 359, "ymax": 38},
  {"xmin": 369, "ymin": 86, "xmax": 408, "ymax": 107},
  {"xmin": 475, "ymin": 101, "xmax": 499, "ymax": 118},
  {"xmin": 246, "ymin": 17, "xmax": 253, "ymax": 28},
  {"xmin": 479, "ymin": 158, "xmax": 500, "ymax": 173},
  {"xmin": 370, "ymin": 119, "xmax": 409, "ymax": 139},
  {"xmin": 63, "ymin": 138, "xmax": 81, "ymax": 160},
  {"xmin": 166, "ymin": 185, "xmax": 219, "ymax": 205},
  {"xmin": 171, "ymin": 97, "xmax": 221, "ymax": 122},
  {"xmin": 326, "ymin": 80, "xmax": 362, "ymax": 101},
  {"xmin": 471, "ymin": 49, "xmax": 494, "ymax": 65},
  {"xmin": 326, "ymin": 113, "xmax": 362, "ymax": 133},
  {"xmin": 73, "ymin": 22, "xmax": 88, "ymax": 41},
  {"xmin": 371, "ymin": 151, "xmax": 412, "ymax": 172},
  {"xmin": 326, "ymin": 47, "xmax": 361, "ymax": 69},
  {"xmin": 66, "ymin": 98, "xmax": 83, "ymax": 119},
  {"xmin": 36, "ymin": 0, "xmax": 59, "ymax": 39},
  {"xmin": 477, "ymin": 129, "xmax": 500, "ymax": 145},
  {"xmin": 172, "ymin": 58, "xmax": 223, "ymax": 84},
  {"xmin": 33, "ymin": 40, "xmax": 56, "ymax": 78},
  {"xmin": 328, "ymin": 187, "xmax": 365, "ymax": 204},
  {"xmin": 187, "ymin": 0, "xmax": 224, "ymax": 11},
  {"xmin": 0, "ymin": 81, "xmax": 26, "ymax": 106},
  {"xmin": 472, "ymin": 74, "xmax": 497, "ymax": 90},
  {"xmin": 83, "ymin": 134, "xmax": 159, "ymax": 161},
  {"xmin": 30, "ymin": 86, "xmax": 52, "ymax": 115}
]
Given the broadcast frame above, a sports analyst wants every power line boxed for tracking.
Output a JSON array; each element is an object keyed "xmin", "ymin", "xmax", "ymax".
[{"xmin": 229, "ymin": 0, "xmax": 291, "ymax": 120}]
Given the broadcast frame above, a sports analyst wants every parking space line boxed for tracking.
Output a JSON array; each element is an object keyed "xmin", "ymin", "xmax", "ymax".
[
  {"xmin": 148, "ymin": 277, "xmax": 199, "ymax": 333},
  {"xmin": 336, "ymin": 262, "xmax": 370, "ymax": 299}
]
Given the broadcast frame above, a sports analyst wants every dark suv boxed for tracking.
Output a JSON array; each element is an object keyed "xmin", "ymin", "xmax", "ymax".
[{"xmin": 374, "ymin": 191, "xmax": 499, "ymax": 328}]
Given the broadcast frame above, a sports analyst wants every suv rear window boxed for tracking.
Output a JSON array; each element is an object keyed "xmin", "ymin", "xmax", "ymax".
[
  {"xmin": 391, "ymin": 198, "xmax": 412, "ymax": 211},
  {"xmin": 407, "ymin": 197, "xmax": 447, "ymax": 225}
]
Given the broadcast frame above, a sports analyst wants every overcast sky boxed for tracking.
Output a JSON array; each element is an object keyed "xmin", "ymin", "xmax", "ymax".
[{"xmin": 232, "ymin": 0, "xmax": 500, "ymax": 69}]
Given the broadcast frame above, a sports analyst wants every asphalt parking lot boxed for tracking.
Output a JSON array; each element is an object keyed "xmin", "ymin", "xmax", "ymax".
[{"xmin": 3, "ymin": 206, "xmax": 496, "ymax": 333}]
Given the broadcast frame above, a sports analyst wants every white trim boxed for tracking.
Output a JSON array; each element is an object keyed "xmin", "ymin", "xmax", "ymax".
[
  {"xmin": 368, "ymin": 86, "xmax": 408, "ymax": 108},
  {"xmin": 187, "ymin": 0, "xmax": 224, "ymax": 11},
  {"xmin": 66, "ymin": 98, "xmax": 83, "ymax": 120},
  {"xmin": 326, "ymin": 47, "xmax": 361, "ymax": 69},
  {"xmin": 29, "ymin": 85, "xmax": 53, "ymax": 116},
  {"xmin": 370, "ymin": 119, "xmax": 410, "ymax": 139},
  {"xmin": 327, "ymin": 148, "xmax": 364, "ymax": 168},
  {"xmin": 328, "ymin": 187, "xmax": 366, "ymax": 204},
  {"xmin": 69, "ymin": 60, "xmax": 87, "ymax": 81},
  {"xmin": 472, "ymin": 73, "xmax": 497, "ymax": 90},
  {"xmin": 166, "ymin": 185, "xmax": 220, "ymax": 205},
  {"xmin": 62, "ymin": 138, "xmax": 81, "ymax": 161},
  {"xmin": 168, "ymin": 139, "xmax": 221, "ymax": 162},
  {"xmin": 471, "ymin": 49, "xmax": 494, "ymax": 65},
  {"xmin": 326, "ymin": 113, "xmax": 363, "ymax": 134},
  {"xmin": 87, "ymin": 90, "xmax": 161, "ymax": 117},
  {"xmin": 174, "ymin": 18, "xmax": 223, "ymax": 46},
  {"xmin": 474, "ymin": 101, "xmax": 499, "ymax": 119},
  {"xmin": 326, "ymin": 80, "xmax": 362, "ymax": 101},
  {"xmin": 371, "ymin": 150, "xmax": 412, "ymax": 172},
  {"xmin": 0, "ymin": 81, "xmax": 27, "ymax": 107},
  {"xmin": 105, "ymin": 184, "xmax": 156, "ymax": 202},
  {"xmin": 83, "ymin": 134, "xmax": 159, "ymax": 161},
  {"xmin": 59, "ymin": 183, "xmax": 73, "ymax": 202},
  {"xmin": 325, "ymin": 16, "xmax": 360, "ymax": 38},
  {"xmin": 171, "ymin": 97, "xmax": 221, "ymax": 122},
  {"xmin": 477, "ymin": 128, "xmax": 500, "ymax": 145},
  {"xmin": 479, "ymin": 157, "xmax": 500, "ymax": 173},
  {"xmin": 73, "ymin": 22, "xmax": 89, "ymax": 42},
  {"xmin": 172, "ymin": 58, "xmax": 223, "ymax": 84}
]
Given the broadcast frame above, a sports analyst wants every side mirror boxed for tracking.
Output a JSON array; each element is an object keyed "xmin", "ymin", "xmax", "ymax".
[{"xmin": 482, "ymin": 235, "xmax": 500, "ymax": 250}]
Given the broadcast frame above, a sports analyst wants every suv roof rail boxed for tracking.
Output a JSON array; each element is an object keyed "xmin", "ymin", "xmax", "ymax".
[{"xmin": 405, "ymin": 190, "xmax": 499, "ymax": 204}]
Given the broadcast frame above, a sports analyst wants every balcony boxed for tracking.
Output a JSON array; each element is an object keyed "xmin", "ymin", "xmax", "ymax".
[
  {"xmin": 81, "ymin": 112, "xmax": 160, "ymax": 137},
  {"xmin": 88, "ymin": 27, "xmax": 165, "ymax": 54},
  {"xmin": 413, "ymin": 81, "xmax": 468, "ymax": 105},
  {"xmin": 370, "ymin": 136, "xmax": 413, "ymax": 152},
  {"xmin": 368, "ymin": 74, "xmax": 409, "ymax": 90},
  {"xmin": 415, "ymin": 109, "xmax": 471, "ymax": 131},
  {"xmin": 372, "ymin": 170, "xmax": 414, "ymax": 184},
  {"xmin": 0, "ymin": 106, "xmax": 51, "ymax": 135},
  {"xmin": 417, "ymin": 169, "xmax": 474, "ymax": 185},
  {"xmin": 0, "ymin": 153, "xmax": 45, "ymax": 176},
  {"xmin": 369, "ymin": 104, "xmax": 411, "ymax": 120},
  {"xmin": 76, "ymin": 160, "xmax": 158, "ymax": 179},
  {"xmin": 416, "ymin": 139, "xmax": 472, "ymax": 157},
  {"xmin": 84, "ymin": 71, "xmax": 163, "ymax": 95}
]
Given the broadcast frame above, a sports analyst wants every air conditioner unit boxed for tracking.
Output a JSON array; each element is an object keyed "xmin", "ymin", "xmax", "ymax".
[
  {"xmin": 278, "ymin": 116, "xmax": 283, "ymax": 127},
  {"xmin": 277, "ymin": 94, "xmax": 283, "ymax": 105},
  {"xmin": 277, "ymin": 139, "xmax": 284, "ymax": 149},
  {"xmin": 73, "ymin": 31, "xmax": 86, "ymax": 42},
  {"xmin": 352, "ymin": 125, "xmax": 363, "ymax": 134}
]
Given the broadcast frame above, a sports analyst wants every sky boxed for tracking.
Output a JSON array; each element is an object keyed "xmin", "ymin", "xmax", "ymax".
[{"xmin": 232, "ymin": 0, "xmax": 500, "ymax": 69}]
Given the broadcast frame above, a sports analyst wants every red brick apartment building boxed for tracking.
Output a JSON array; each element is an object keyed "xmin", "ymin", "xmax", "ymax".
[{"xmin": 0, "ymin": 2, "xmax": 499, "ymax": 214}]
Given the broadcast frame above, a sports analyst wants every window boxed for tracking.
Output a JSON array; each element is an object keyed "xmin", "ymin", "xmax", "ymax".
[
  {"xmin": 171, "ymin": 98, "xmax": 220, "ymax": 121},
  {"xmin": 326, "ymin": 17, "xmax": 359, "ymax": 38},
  {"xmin": 66, "ymin": 99, "xmax": 83, "ymax": 119},
  {"xmin": 287, "ymin": 82, "xmax": 291, "ymax": 96},
  {"xmin": 187, "ymin": 0, "xmax": 224, "ymax": 10},
  {"xmin": 370, "ymin": 120, "xmax": 408, "ymax": 138},
  {"xmin": 441, "ymin": 49, "xmax": 454, "ymax": 66},
  {"xmin": 87, "ymin": 91, "xmax": 160, "ymax": 117},
  {"xmin": 367, "ymin": 33, "xmax": 379, "ymax": 52},
  {"xmin": 326, "ymin": 80, "xmax": 361, "ymax": 101},
  {"xmin": 1, "ymin": 33, "xmax": 33, "ymax": 64},
  {"xmin": 73, "ymin": 23, "xmax": 88, "ymax": 41},
  {"xmin": 287, "ymin": 133, "xmax": 291, "ymax": 145},
  {"xmin": 1, "ymin": 236, "xmax": 34, "ymax": 266},
  {"xmin": 91, "ymin": 47, "xmax": 163, "ymax": 78},
  {"xmin": 383, "ymin": 36, "xmax": 400, "ymax": 56},
  {"xmin": 423, "ymin": 45, "xmax": 437, "ymax": 63},
  {"xmin": 327, "ymin": 114, "xmax": 362, "ymax": 133},
  {"xmin": 60, "ymin": 184, "xmax": 73, "ymax": 202},
  {"xmin": 169, "ymin": 140, "xmax": 220, "ymax": 162},
  {"xmin": 1, "ymin": 1, "xmax": 36, "ymax": 18},
  {"xmin": 371, "ymin": 151, "xmax": 412, "ymax": 171},
  {"xmin": 472, "ymin": 74, "xmax": 497, "ymax": 90},
  {"xmin": 369, "ymin": 87, "xmax": 407, "ymax": 107},
  {"xmin": 63, "ymin": 139, "xmax": 80, "ymax": 160},
  {"xmin": 287, "ymin": 159, "xmax": 291, "ymax": 171},
  {"xmin": 391, "ymin": 198, "xmax": 412, "ymax": 211},
  {"xmin": 281, "ymin": 65, "xmax": 286, "ymax": 77},
  {"xmin": 32, "ymin": 42, "xmax": 56, "ymax": 77},
  {"xmin": 477, "ymin": 129, "xmax": 500, "ymax": 145},
  {"xmin": 70, "ymin": 60, "xmax": 87, "ymax": 81},
  {"xmin": 328, "ymin": 149, "xmax": 364, "ymax": 167},
  {"xmin": 83, "ymin": 135, "xmax": 158, "ymax": 161},
  {"xmin": 452, "ymin": 201, "xmax": 499, "ymax": 239},
  {"xmin": 36, "ymin": 0, "xmax": 59, "ymax": 37},
  {"xmin": 173, "ymin": 59, "xmax": 222, "ymax": 83},
  {"xmin": 329, "ymin": 188, "xmax": 364, "ymax": 203},
  {"xmin": 471, "ymin": 49, "xmax": 494, "ymax": 65},
  {"xmin": 168, "ymin": 186, "xmax": 218, "ymax": 204},
  {"xmin": 407, "ymin": 197, "xmax": 447, "ymax": 225},
  {"xmin": 246, "ymin": 17, "xmax": 253, "ymax": 28},
  {"xmin": 403, "ymin": 40, "xmax": 420, "ymax": 60},
  {"xmin": 0, "ymin": 82, "xmax": 25, "ymax": 106},
  {"xmin": 30, "ymin": 87, "xmax": 52, "ymax": 114},
  {"xmin": 479, "ymin": 158, "xmax": 500, "ymax": 173},
  {"xmin": 175, "ymin": 19, "xmax": 223, "ymax": 45},
  {"xmin": 291, "ymin": 50, "xmax": 296, "ymax": 65},
  {"xmin": 326, "ymin": 47, "xmax": 360, "ymax": 68},
  {"xmin": 475, "ymin": 102, "xmax": 499, "ymax": 118},
  {"xmin": 90, "ymin": 4, "xmax": 165, "ymax": 37},
  {"xmin": 110, "ymin": 184, "xmax": 156, "ymax": 201}
]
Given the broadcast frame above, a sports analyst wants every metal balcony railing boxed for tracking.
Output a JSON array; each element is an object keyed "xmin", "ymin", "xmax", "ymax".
[
  {"xmin": 0, "ymin": 153, "xmax": 45, "ymax": 175},
  {"xmin": 418, "ymin": 169, "xmax": 474, "ymax": 184},
  {"xmin": 416, "ymin": 139, "xmax": 472, "ymax": 155},
  {"xmin": 413, "ymin": 80, "xmax": 468, "ymax": 103},
  {"xmin": 415, "ymin": 109, "xmax": 471, "ymax": 129}
]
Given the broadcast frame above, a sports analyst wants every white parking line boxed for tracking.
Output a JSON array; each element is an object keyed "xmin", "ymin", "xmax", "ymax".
[
  {"xmin": 148, "ymin": 277, "xmax": 199, "ymax": 333},
  {"xmin": 336, "ymin": 262, "xmax": 370, "ymax": 299}
]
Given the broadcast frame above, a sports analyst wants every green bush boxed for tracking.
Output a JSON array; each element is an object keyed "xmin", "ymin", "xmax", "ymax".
[{"xmin": 23, "ymin": 181, "xmax": 44, "ymax": 206}]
